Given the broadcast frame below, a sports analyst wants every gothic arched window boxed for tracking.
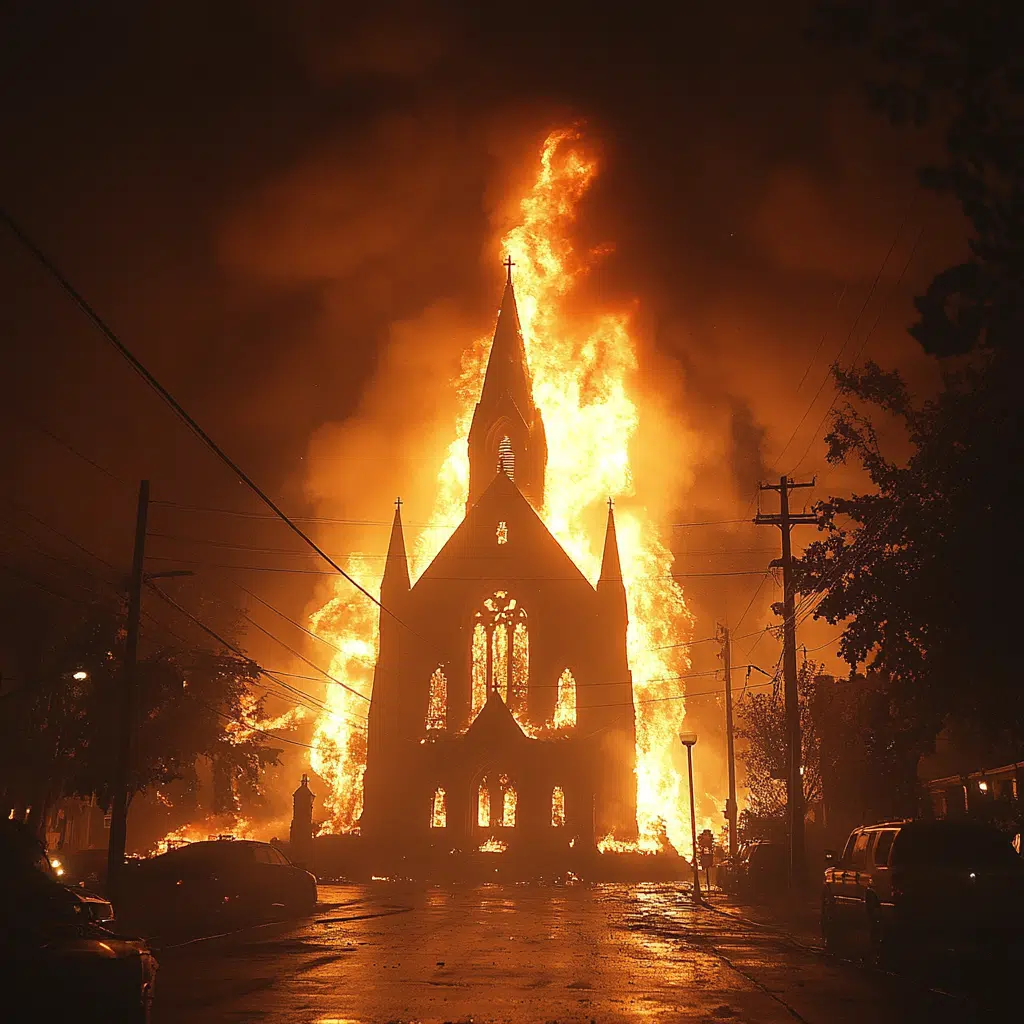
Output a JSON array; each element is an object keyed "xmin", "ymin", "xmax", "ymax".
[
  {"xmin": 471, "ymin": 592, "xmax": 529, "ymax": 718},
  {"xmin": 471, "ymin": 623, "xmax": 488, "ymax": 719},
  {"xmin": 553, "ymin": 668, "xmax": 577, "ymax": 729},
  {"xmin": 497, "ymin": 435, "xmax": 515, "ymax": 480},
  {"xmin": 426, "ymin": 667, "xmax": 447, "ymax": 731},
  {"xmin": 551, "ymin": 786, "xmax": 566, "ymax": 827},
  {"xmin": 431, "ymin": 787, "xmax": 446, "ymax": 828},
  {"xmin": 477, "ymin": 781, "xmax": 490, "ymax": 827},
  {"xmin": 502, "ymin": 785, "xmax": 517, "ymax": 827}
]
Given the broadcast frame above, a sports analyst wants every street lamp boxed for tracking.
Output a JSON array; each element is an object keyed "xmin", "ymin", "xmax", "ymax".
[
  {"xmin": 72, "ymin": 670, "xmax": 88, "ymax": 681},
  {"xmin": 680, "ymin": 732, "xmax": 702, "ymax": 905}
]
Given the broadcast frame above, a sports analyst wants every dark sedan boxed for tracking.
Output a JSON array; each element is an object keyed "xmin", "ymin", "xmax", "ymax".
[{"xmin": 122, "ymin": 839, "xmax": 317, "ymax": 929}]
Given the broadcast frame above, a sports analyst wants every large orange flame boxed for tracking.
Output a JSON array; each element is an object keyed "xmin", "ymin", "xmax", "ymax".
[{"xmin": 311, "ymin": 127, "xmax": 701, "ymax": 853}]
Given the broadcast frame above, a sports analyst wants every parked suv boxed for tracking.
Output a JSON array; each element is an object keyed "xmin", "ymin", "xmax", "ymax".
[{"xmin": 821, "ymin": 819, "xmax": 1024, "ymax": 963}]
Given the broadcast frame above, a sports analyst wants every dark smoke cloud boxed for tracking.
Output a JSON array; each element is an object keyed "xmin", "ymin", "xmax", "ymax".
[{"xmin": 0, "ymin": 0, "xmax": 968, "ymax": 824}]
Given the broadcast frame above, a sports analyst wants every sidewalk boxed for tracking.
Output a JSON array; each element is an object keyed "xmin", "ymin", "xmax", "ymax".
[{"xmin": 700, "ymin": 888, "xmax": 822, "ymax": 947}]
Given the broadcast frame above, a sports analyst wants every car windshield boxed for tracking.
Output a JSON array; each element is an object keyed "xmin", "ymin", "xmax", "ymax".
[{"xmin": 892, "ymin": 823, "xmax": 1019, "ymax": 867}]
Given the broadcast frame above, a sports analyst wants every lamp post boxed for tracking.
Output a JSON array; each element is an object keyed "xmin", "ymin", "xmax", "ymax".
[{"xmin": 680, "ymin": 732, "xmax": 701, "ymax": 904}]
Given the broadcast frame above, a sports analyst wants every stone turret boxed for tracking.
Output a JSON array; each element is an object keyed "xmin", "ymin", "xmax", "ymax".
[{"xmin": 289, "ymin": 774, "xmax": 315, "ymax": 868}]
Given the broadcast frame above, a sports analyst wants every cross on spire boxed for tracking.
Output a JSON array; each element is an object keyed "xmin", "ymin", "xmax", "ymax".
[
  {"xmin": 607, "ymin": 497, "xmax": 615, "ymax": 511},
  {"xmin": 504, "ymin": 255, "xmax": 515, "ymax": 284},
  {"xmin": 395, "ymin": 497, "xmax": 403, "ymax": 510}
]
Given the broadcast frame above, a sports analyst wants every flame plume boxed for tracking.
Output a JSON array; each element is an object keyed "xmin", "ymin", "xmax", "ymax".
[{"xmin": 311, "ymin": 127, "xmax": 697, "ymax": 852}]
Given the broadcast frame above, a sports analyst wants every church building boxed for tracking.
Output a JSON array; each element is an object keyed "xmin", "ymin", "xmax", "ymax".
[{"xmin": 360, "ymin": 267, "xmax": 638, "ymax": 864}]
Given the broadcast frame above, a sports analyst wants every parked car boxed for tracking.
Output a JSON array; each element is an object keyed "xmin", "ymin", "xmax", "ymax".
[
  {"xmin": 122, "ymin": 839, "xmax": 317, "ymax": 929},
  {"xmin": 0, "ymin": 820, "xmax": 156, "ymax": 1023},
  {"xmin": 821, "ymin": 819, "xmax": 1024, "ymax": 964},
  {"xmin": 719, "ymin": 840, "xmax": 787, "ymax": 896}
]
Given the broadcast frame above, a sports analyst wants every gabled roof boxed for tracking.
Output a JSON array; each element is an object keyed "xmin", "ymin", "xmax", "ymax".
[
  {"xmin": 413, "ymin": 471, "xmax": 594, "ymax": 592},
  {"xmin": 464, "ymin": 690, "xmax": 529, "ymax": 747}
]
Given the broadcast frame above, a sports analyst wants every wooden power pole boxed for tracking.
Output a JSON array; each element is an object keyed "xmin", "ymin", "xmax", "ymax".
[
  {"xmin": 755, "ymin": 475, "xmax": 815, "ymax": 888},
  {"xmin": 107, "ymin": 479, "xmax": 149, "ymax": 901},
  {"xmin": 719, "ymin": 624, "xmax": 738, "ymax": 860}
]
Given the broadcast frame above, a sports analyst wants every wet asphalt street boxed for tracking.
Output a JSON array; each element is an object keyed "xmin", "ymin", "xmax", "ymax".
[{"xmin": 150, "ymin": 882, "xmax": 985, "ymax": 1023}]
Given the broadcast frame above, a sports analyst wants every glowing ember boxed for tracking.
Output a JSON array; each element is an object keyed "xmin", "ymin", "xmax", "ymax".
[
  {"xmin": 310, "ymin": 126, "xmax": 700, "ymax": 852},
  {"xmin": 596, "ymin": 834, "xmax": 659, "ymax": 855},
  {"xmin": 146, "ymin": 815, "xmax": 255, "ymax": 858},
  {"xmin": 479, "ymin": 838, "xmax": 507, "ymax": 853},
  {"xmin": 553, "ymin": 668, "xmax": 577, "ymax": 729}
]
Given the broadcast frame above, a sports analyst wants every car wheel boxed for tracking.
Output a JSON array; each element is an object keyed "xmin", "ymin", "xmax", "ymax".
[{"xmin": 821, "ymin": 895, "xmax": 845, "ymax": 954}]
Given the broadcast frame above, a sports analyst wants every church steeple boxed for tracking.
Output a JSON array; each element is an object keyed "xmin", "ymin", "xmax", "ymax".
[
  {"xmin": 381, "ymin": 498, "xmax": 410, "ymax": 599},
  {"xmin": 467, "ymin": 264, "xmax": 548, "ymax": 510},
  {"xmin": 598, "ymin": 500, "xmax": 627, "ymax": 612}
]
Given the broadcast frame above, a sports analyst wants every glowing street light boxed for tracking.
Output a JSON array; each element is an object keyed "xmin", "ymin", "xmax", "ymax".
[
  {"xmin": 679, "ymin": 732, "xmax": 702, "ymax": 905},
  {"xmin": 72, "ymin": 670, "xmax": 88, "ymax": 681}
]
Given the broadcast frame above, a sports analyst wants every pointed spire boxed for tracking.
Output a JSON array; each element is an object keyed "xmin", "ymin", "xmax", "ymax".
[
  {"xmin": 478, "ymin": 278, "xmax": 535, "ymax": 420},
  {"xmin": 598, "ymin": 499, "xmax": 624, "ymax": 590},
  {"xmin": 382, "ymin": 497, "xmax": 410, "ymax": 597}
]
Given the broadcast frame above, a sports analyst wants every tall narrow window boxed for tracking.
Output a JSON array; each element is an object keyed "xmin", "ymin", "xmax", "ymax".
[
  {"xmin": 492, "ymin": 625, "xmax": 509, "ymax": 703},
  {"xmin": 431, "ymin": 787, "xmax": 446, "ymax": 828},
  {"xmin": 554, "ymin": 668, "xmax": 577, "ymax": 729},
  {"xmin": 510, "ymin": 622, "xmax": 529, "ymax": 715},
  {"xmin": 498, "ymin": 436, "xmax": 515, "ymax": 480},
  {"xmin": 471, "ymin": 623, "xmax": 488, "ymax": 718},
  {"xmin": 502, "ymin": 786, "xmax": 517, "ymax": 827},
  {"xmin": 426, "ymin": 668, "xmax": 447, "ymax": 731},
  {"xmin": 551, "ymin": 786, "xmax": 566, "ymax": 827},
  {"xmin": 477, "ymin": 782, "xmax": 491, "ymax": 827}
]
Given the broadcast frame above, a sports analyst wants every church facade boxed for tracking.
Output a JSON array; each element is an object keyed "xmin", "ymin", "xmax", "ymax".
[{"xmin": 360, "ymin": 273, "xmax": 638, "ymax": 864}]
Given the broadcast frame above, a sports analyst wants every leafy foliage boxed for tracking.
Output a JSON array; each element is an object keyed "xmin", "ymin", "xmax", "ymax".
[
  {"xmin": 0, "ymin": 600, "xmax": 279, "ymax": 829},
  {"xmin": 736, "ymin": 661, "xmax": 824, "ymax": 822},
  {"xmin": 797, "ymin": 1, "xmax": 1024, "ymax": 760}
]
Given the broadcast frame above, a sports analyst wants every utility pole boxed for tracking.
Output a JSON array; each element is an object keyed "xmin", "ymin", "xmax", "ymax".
[
  {"xmin": 755, "ymin": 475, "xmax": 815, "ymax": 889},
  {"xmin": 107, "ymin": 479, "xmax": 149, "ymax": 902},
  {"xmin": 718, "ymin": 624, "xmax": 738, "ymax": 860}
]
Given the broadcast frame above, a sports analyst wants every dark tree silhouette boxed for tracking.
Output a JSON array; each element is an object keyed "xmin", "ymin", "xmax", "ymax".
[
  {"xmin": 798, "ymin": 1, "xmax": 1024, "ymax": 756},
  {"xmin": 0, "ymin": 599, "xmax": 279, "ymax": 833}
]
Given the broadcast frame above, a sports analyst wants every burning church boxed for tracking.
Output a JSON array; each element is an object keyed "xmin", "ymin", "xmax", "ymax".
[{"xmin": 360, "ymin": 266, "xmax": 639, "ymax": 865}]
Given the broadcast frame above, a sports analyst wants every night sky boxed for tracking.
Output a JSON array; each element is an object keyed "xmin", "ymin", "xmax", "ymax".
[{"xmin": 0, "ymin": 2, "xmax": 967, "ymax": 811}]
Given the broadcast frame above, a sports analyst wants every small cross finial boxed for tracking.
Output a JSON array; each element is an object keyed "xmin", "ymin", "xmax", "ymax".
[
  {"xmin": 608, "ymin": 497, "xmax": 615, "ymax": 511},
  {"xmin": 395, "ymin": 497, "xmax": 403, "ymax": 510},
  {"xmin": 504, "ymin": 254, "xmax": 515, "ymax": 284}
]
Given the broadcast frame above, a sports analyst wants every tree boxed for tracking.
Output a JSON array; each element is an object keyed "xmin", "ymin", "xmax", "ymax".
[
  {"xmin": 0, "ymin": 598, "xmax": 280, "ymax": 833},
  {"xmin": 796, "ymin": 1, "xmax": 1024, "ymax": 757},
  {"xmin": 813, "ymin": 0, "xmax": 1024, "ymax": 358},
  {"xmin": 736, "ymin": 661, "xmax": 823, "ymax": 829}
]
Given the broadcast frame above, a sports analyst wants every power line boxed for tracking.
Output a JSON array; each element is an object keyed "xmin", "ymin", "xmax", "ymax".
[
  {"xmin": 232, "ymin": 582, "xmax": 345, "ymax": 657},
  {"xmin": 0, "ymin": 210, "xmax": 434, "ymax": 656},
  {"xmin": 151, "ymin": 501, "xmax": 758, "ymax": 532},
  {"xmin": 0, "ymin": 408, "xmax": 127, "ymax": 486},
  {"xmin": 145, "ymin": 581, "xmax": 368, "ymax": 727},
  {"xmin": 770, "ymin": 203, "xmax": 914, "ymax": 474},
  {"xmin": 789, "ymin": 227, "xmax": 925, "ymax": 475},
  {"xmin": 238, "ymin": 608, "xmax": 370, "ymax": 703}
]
